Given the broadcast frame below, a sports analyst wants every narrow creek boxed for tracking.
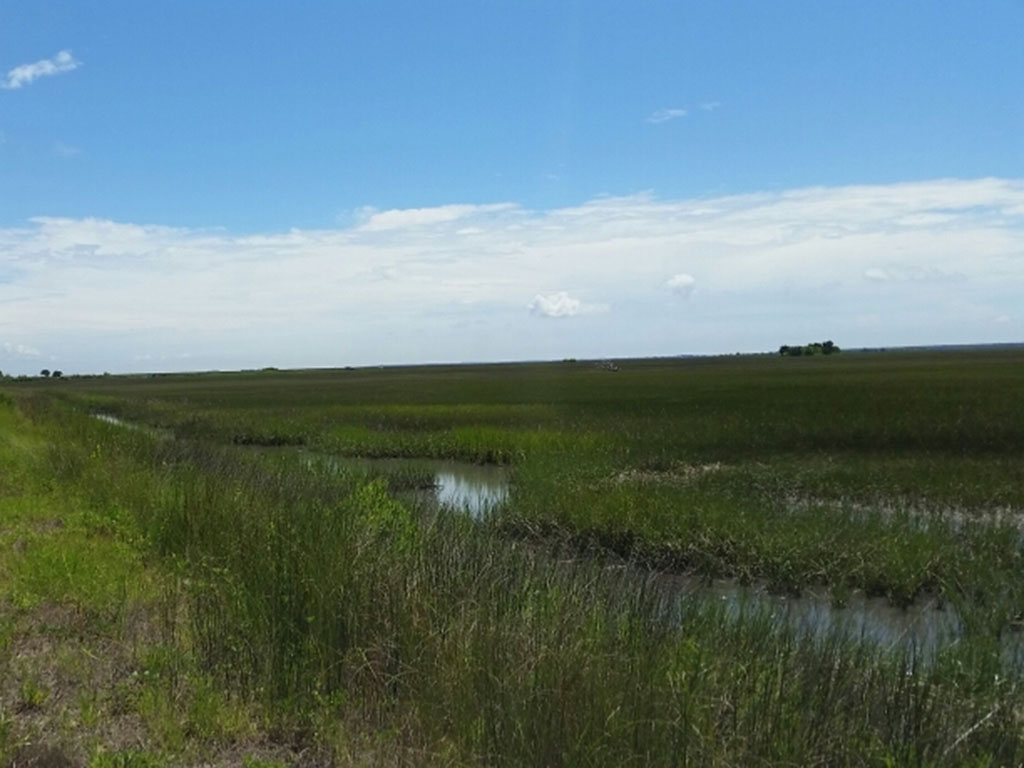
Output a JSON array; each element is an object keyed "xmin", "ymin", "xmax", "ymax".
[{"xmin": 93, "ymin": 412, "xmax": 980, "ymax": 654}]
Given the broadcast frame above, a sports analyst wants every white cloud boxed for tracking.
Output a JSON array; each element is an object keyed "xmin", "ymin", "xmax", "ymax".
[
  {"xmin": 357, "ymin": 203, "xmax": 515, "ymax": 231},
  {"xmin": 2, "ymin": 50, "xmax": 80, "ymax": 90},
  {"xmin": 666, "ymin": 273, "xmax": 696, "ymax": 297},
  {"xmin": 0, "ymin": 177, "xmax": 1022, "ymax": 373},
  {"xmin": 646, "ymin": 108, "xmax": 687, "ymax": 124},
  {"xmin": 1, "ymin": 341, "xmax": 41, "ymax": 357},
  {"xmin": 700, "ymin": 101, "xmax": 721, "ymax": 111},
  {"xmin": 528, "ymin": 291, "xmax": 601, "ymax": 318}
]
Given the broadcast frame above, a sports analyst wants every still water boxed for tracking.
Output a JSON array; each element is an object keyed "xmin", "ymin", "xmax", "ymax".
[
  {"xmin": 308, "ymin": 454, "xmax": 510, "ymax": 519},
  {"xmin": 654, "ymin": 571, "xmax": 961, "ymax": 651}
]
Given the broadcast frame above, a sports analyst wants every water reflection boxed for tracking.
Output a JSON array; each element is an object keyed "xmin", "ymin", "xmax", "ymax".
[
  {"xmin": 307, "ymin": 454, "xmax": 510, "ymax": 519},
  {"xmin": 434, "ymin": 463, "xmax": 510, "ymax": 517},
  {"xmin": 655, "ymin": 572, "xmax": 960, "ymax": 651},
  {"xmin": 92, "ymin": 412, "xmax": 171, "ymax": 438}
]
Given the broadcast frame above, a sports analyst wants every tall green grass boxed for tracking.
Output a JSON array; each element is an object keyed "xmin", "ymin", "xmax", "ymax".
[
  {"xmin": 8, "ymin": 391, "xmax": 1024, "ymax": 764},
  {"xmin": 24, "ymin": 350, "xmax": 1024, "ymax": 608}
]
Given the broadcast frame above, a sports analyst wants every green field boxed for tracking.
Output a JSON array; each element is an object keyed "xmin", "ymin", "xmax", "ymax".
[{"xmin": 3, "ymin": 348, "xmax": 1024, "ymax": 765}]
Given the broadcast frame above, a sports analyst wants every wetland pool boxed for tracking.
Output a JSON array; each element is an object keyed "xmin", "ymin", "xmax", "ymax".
[{"xmin": 301, "ymin": 453, "xmax": 511, "ymax": 518}]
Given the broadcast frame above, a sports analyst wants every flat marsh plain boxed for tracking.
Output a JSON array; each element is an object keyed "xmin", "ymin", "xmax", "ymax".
[{"xmin": 3, "ymin": 348, "xmax": 1024, "ymax": 765}]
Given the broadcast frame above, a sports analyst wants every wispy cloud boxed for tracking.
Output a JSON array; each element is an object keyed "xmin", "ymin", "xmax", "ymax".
[
  {"xmin": 646, "ymin": 108, "xmax": 687, "ymax": 124},
  {"xmin": 2, "ymin": 50, "xmax": 81, "ymax": 90},
  {"xmin": 700, "ymin": 101, "xmax": 721, "ymax": 111},
  {"xmin": 356, "ymin": 203, "xmax": 516, "ymax": 232},
  {"xmin": 864, "ymin": 265, "xmax": 965, "ymax": 283},
  {"xmin": 53, "ymin": 141, "xmax": 81, "ymax": 157},
  {"xmin": 1, "ymin": 341, "xmax": 41, "ymax": 358},
  {"xmin": 864, "ymin": 268, "xmax": 889, "ymax": 282},
  {"xmin": 0, "ymin": 178, "xmax": 1021, "ymax": 372}
]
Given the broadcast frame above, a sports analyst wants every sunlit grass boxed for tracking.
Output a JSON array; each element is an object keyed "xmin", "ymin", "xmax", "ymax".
[{"xmin": 4, "ymin": 348, "xmax": 1024, "ymax": 763}]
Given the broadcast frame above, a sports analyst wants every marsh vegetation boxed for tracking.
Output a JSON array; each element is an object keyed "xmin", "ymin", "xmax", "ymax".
[{"xmin": 3, "ymin": 348, "xmax": 1024, "ymax": 765}]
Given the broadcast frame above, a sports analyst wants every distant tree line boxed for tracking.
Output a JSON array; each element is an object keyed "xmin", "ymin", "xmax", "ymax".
[{"xmin": 779, "ymin": 341, "xmax": 840, "ymax": 357}]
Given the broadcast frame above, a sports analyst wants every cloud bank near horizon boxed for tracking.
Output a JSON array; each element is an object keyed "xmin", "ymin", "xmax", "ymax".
[{"xmin": 1, "ymin": 178, "xmax": 1022, "ymax": 373}]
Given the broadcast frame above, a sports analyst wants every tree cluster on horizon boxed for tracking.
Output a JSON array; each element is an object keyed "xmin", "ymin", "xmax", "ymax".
[{"xmin": 779, "ymin": 340, "xmax": 841, "ymax": 357}]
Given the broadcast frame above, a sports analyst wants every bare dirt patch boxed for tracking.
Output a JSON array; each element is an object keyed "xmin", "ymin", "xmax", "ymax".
[{"xmin": 4, "ymin": 743, "xmax": 79, "ymax": 768}]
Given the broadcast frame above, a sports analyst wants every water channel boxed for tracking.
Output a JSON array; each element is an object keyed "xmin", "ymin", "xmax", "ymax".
[
  {"xmin": 93, "ymin": 411, "xmax": 982, "ymax": 654},
  {"xmin": 654, "ymin": 572, "xmax": 960, "ymax": 650}
]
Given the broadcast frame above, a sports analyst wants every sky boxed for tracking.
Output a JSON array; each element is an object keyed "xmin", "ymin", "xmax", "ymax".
[{"xmin": 1, "ymin": 1, "xmax": 1022, "ymax": 375}]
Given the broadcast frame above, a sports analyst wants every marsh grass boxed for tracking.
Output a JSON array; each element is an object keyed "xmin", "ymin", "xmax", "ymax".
[
  {"xmin": 1, "ymin": 395, "xmax": 1021, "ymax": 763},
  {"xmin": 7, "ymin": 349, "xmax": 1024, "ymax": 762}
]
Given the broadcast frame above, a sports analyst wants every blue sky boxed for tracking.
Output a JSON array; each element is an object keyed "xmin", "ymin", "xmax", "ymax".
[{"xmin": 1, "ymin": 1, "xmax": 1023, "ymax": 374}]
